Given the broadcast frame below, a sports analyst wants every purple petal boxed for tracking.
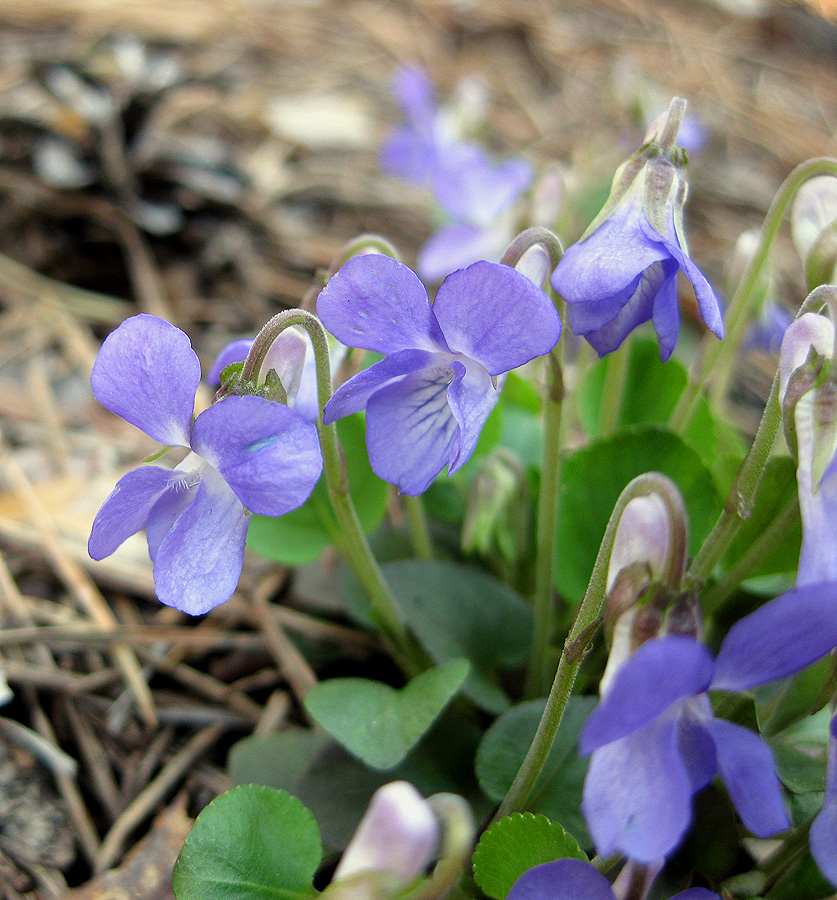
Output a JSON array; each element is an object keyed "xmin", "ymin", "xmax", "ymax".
[
  {"xmin": 91, "ymin": 314, "xmax": 199, "ymax": 447},
  {"xmin": 146, "ymin": 460, "xmax": 201, "ymax": 561},
  {"xmin": 392, "ymin": 66, "xmax": 436, "ymax": 126},
  {"xmin": 702, "ymin": 718, "xmax": 790, "ymax": 837},
  {"xmin": 583, "ymin": 716, "xmax": 694, "ymax": 862},
  {"xmin": 433, "ymin": 262, "xmax": 561, "ymax": 375},
  {"xmin": 677, "ymin": 704, "xmax": 718, "ymax": 792},
  {"xmin": 432, "ymin": 144, "xmax": 532, "ymax": 225},
  {"xmin": 551, "ymin": 200, "xmax": 669, "ymax": 304},
  {"xmin": 574, "ymin": 264, "xmax": 660, "ymax": 359},
  {"xmin": 671, "ymin": 891, "xmax": 721, "ymax": 900},
  {"xmin": 446, "ymin": 360, "xmax": 497, "ymax": 474},
  {"xmin": 323, "ymin": 349, "xmax": 442, "ymax": 423},
  {"xmin": 207, "ymin": 339, "xmax": 252, "ymax": 386},
  {"xmin": 191, "ymin": 395, "xmax": 322, "ymax": 518},
  {"xmin": 810, "ymin": 715, "xmax": 837, "ymax": 888},
  {"xmin": 417, "ymin": 222, "xmax": 511, "ymax": 283},
  {"xmin": 712, "ymin": 582, "xmax": 837, "ymax": 691},
  {"xmin": 88, "ymin": 466, "xmax": 183, "ymax": 560},
  {"xmin": 364, "ymin": 361, "xmax": 459, "ymax": 495},
  {"xmin": 797, "ymin": 449, "xmax": 837, "ymax": 587},
  {"xmin": 654, "ymin": 224, "xmax": 724, "ymax": 339},
  {"xmin": 565, "ymin": 278, "xmax": 638, "ymax": 336},
  {"xmin": 153, "ymin": 465, "xmax": 248, "ymax": 615},
  {"xmin": 650, "ymin": 260, "xmax": 683, "ymax": 362},
  {"xmin": 316, "ymin": 255, "xmax": 448, "ymax": 355},
  {"xmin": 507, "ymin": 859, "xmax": 615, "ymax": 900},
  {"xmin": 380, "ymin": 127, "xmax": 437, "ymax": 183},
  {"xmin": 579, "ymin": 637, "xmax": 714, "ymax": 754}
]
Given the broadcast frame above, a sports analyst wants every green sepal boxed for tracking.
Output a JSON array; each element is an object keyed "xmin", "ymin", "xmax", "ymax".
[{"xmin": 142, "ymin": 445, "xmax": 175, "ymax": 464}]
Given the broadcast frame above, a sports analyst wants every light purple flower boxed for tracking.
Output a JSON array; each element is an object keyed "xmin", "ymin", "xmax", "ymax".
[
  {"xmin": 317, "ymin": 254, "xmax": 561, "ymax": 495},
  {"xmin": 779, "ymin": 312, "xmax": 837, "ymax": 586},
  {"xmin": 88, "ymin": 314, "xmax": 323, "ymax": 615},
  {"xmin": 418, "ymin": 143, "xmax": 533, "ymax": 282},
  {"xmin": 333, "ymin": 781, "xmax": 438, "ymax": 884},
  {"xmin": 811, "ymin": 714, "xmax": 837, "ymax": 888},
  {"xmin": 580, "ymin": 632, "xmax": 795, "ymax": 863},
  {"xmin": 551, "ymin": 166, "xmax": 723, "ymax": 361},
  {"xmin": 506, "ymin": 858, "xmax": 719, "ymax": 900}
]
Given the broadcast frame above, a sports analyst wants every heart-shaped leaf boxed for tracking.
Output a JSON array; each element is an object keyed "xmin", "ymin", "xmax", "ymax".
[
  {"xmin": 472, "ymin": 813, "xmax": 587, "ymax": 900},
  {"xmin": 172, "ymin": 784, "xmax": 321, "ymax": 900},
  {"xmin": 303, "ymin": 659, "xmax": 470, "ymax": 769}
]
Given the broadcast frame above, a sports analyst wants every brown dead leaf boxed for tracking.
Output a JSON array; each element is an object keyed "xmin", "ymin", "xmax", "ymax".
[{"xmin": 62, "ymin": 798, "xmax": 192, "ymax": 900}]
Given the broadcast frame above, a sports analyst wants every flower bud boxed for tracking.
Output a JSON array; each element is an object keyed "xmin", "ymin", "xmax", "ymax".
[
  {"xmin": 333, "ymin": 782, "xmax": 439, "ymax": 885},
  {"xmin": 461, "ymin": 449, "xmax": 527, "ymax": 566},
  {"xmin": 600, "ymin": 479, "xmax": 688, "ymax": 694},
  {"xmin": 792, "ymin": 175, "xmax": 837, "ymax": 287}
]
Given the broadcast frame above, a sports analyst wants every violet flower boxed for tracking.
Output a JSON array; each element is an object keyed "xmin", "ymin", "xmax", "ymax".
[
  {"xmin": 380, "ymin": 65, "xmax": 533, "ymax": 282},
  {"xmin": 506, "ymin": 858, "xmax": 719, "ymax": 900},
  {"xmin": 551, "ymin": 101, "xmax": 723, "ymax": 361},
  {"xmin": 317, "ymin": 254, "xmax": 561, "ymax": 495},
  {"xmin": 580, "ymin": 631, "xmax": 797, "ymax": 862},
  {"xmin": 418, "ymin": 142, "xmax": 534, "ymax": 283},
  {"xmin": 88, "ymin": 314, "xmax": 323, "ymax": 615},
  {"xmin": 810, "ymin": 714, "xmax": 837, "ymax": 888}
]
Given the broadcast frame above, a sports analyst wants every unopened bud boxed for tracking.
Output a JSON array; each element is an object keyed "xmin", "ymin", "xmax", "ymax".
[
  {"xmin": 792, "ymin": 175, "xmax": 837, "ymax": 286},
  {"xmin": 333, "ymin": 782, "xmax": 439, "ymax": 885}
]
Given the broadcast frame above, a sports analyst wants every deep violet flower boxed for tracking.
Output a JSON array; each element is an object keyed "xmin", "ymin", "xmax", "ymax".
[
  {"xmin": 317, "ymin": 254, "xmax": 561, "ymax": 495},
  {"xmin": 506, "ymin": 858, "xmax": 719, "ymax": 900},
  {"xmin": 88, "ymin": 314, "xmax": 323, "ymax": 615},
  {"xmin": 551, "ymin": 101, "xmax": 723, "ymax": 361},
  {"xmin": 810, "ymin": 714, "xmax": 837, "ymax": 888},
  {"xmin": 580, "ymin": 632, "xmax": 795, "ymax": 863}
]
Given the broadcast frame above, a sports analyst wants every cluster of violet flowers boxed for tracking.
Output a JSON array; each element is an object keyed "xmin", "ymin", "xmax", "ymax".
[{"xmin": 87, "ymin": 81, "xmax": 837, "ymax": 900}]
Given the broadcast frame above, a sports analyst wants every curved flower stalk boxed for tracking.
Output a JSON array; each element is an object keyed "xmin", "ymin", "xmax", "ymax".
[
  {"xmin": 551, "ymin": 99, "xmax": 723, "ymax": 361},
  {"xmin": 580, "ymin": 632, "xmax": 795, "ymax": 863},
  {"xmin": 317, "ymin": 254, "xmax": 561, "ymax": 495},
  {"xmin": 506, "ymin": 858, "xmax": 719, "ymax": 900},
  {"xmin": 88, "ymin": 314, "xmax": 323, "ymax": 614}
]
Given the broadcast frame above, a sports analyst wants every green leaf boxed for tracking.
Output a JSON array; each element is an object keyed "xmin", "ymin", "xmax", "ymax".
[
  {"xmin": 378, "ymin": 560, "xmax": 534, "ymax": 713},
  {"xmin": 303, "ymin": 659, "xmax": 470, "ymax": 769},
  {"xmin": 577, "ymin": 337, "xmax": 744, "ymax": 471},
  {"xmin": 472, "ymin": 813, "xmax": 587, "ymax": 900},
  {"xmin": 475, "ymin": 697, "xmax": 596, "ymax": 843},
  {"xmin": 247, "ymin": 415, "xmax": 387, "ymax": 565},
  {"xmin": 722, "ymin": 455, "xmax": 800, "ymax": 579},
  {"xmin": 172, "ymin": 785, "xmax": 321, "ymax": 900},
  {"xmin": 553, "ymin": 425, "xmax": 722, "ymax": 600},
  {"xmin": 228, "ymin": 729, "xmax": 331, "ymax": 791}
]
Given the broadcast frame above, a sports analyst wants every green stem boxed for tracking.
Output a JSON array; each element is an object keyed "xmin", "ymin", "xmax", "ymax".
[
  {"xmin": 669, "ymin": 157, "xmax": 837, "ymax": 433},
  {"xmin": 688, "ymin": 284, "xmax": 837, "ymax": 585},
  {"xmin": 525, "ymin": 346, "xmax": 564, "ymax": 698},
  {"xmin": 701, "ymin": 490, "xmax": 799, "ymax": 615},
  {"xmin": 404, "ymin": 494, "xmax": 434, "ymax": 561},
  {"xmin": 498, "ymin": 474, "xmax": 671, "ymax": 818},
  {"xmin": 243, "ymin": 310, "xmax": 419, "ymax": 671},
  {"xmin": 598, "ymin": 342, "xmax": 630, "ymax": 436}
]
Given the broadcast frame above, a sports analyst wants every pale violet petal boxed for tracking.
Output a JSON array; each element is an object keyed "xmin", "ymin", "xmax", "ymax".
[
  {"xmin": 364, "ymin": 361, "xmax": 459, "ymax": 495},
  {"xmin": 88, "ymin": 466, "xmax": 183, "ymax": 560},
  {"xmin": 153, "ymin": 466, "xmax": 248, "ymax": 615},
  {"xmin": 317, "ymin": 255, "xmax": 448, "ymax": 355},
  {"xmin": 506, "ymin": 859, "xmax": 616, "ymax": 900},
  {"xmin": 191, "ymin": 395, "xmax": 322, "ymax": 518},
  {"xmin": 91, "ymin": 314, "xmax": 199, "ymax": 446},
  {"xmin": 582, "ymin": 716, "xmax": 694, "ymax": 863},
  {"xmin": 432, "ymin": 261, "xmax": 561, "ymax": 375},
  {"xmin": 445, "ymin": 360, "xmax": 497, "ymax": 474},
  {"xmin": 702, "ymin": 718, "xmax": 790, "ymax": 837}
]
